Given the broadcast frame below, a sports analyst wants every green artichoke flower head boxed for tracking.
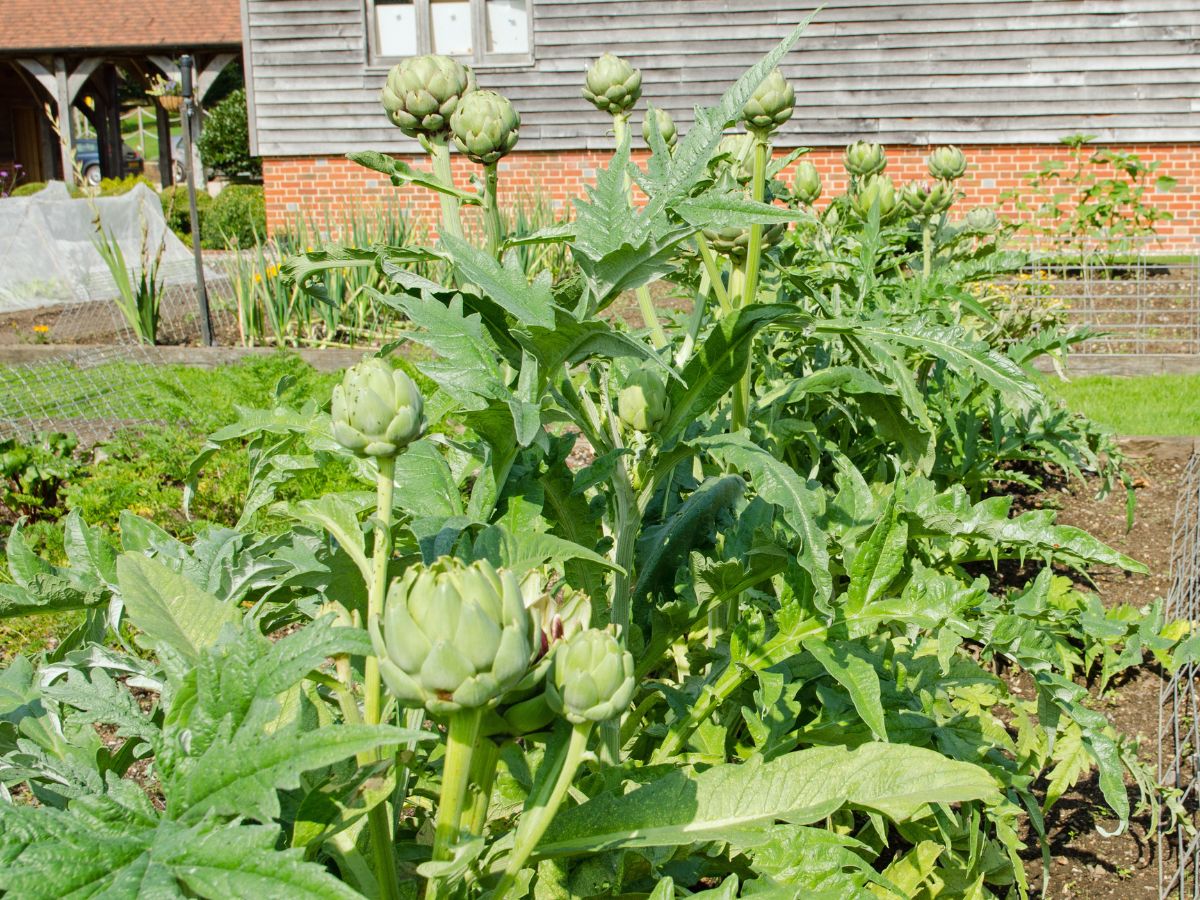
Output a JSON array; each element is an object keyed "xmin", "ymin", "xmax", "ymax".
[
  {"xmin": 582, "ymin": 53, "xmax": 642, "ymax": 116},
  {"xmin": 850, "ymin": 174, "xmax": 897, "ymax": 220},
  {"xmin": 927, "ymin": 145, "xmax": 967, "ymax": 182},
  {"xmin": 843, "ymin": 140, "xmax": 887, "ymax": 178},
  {"xmin": 712, "ymin": 133, "xmax": 754, "ymax": 185},
  {"xmin": 963, "ymin": 205, "xmax": 999, "ymax": 233},
  {"xmin": 900, "ymin": 180, "xmax": 954, "ymax": 217},
  {"xmin": 741, "ymin": 68, "xmax": 795, "ymax": 137},
  {"xmin": 546, "ymin": 628, "xmax": 635, "ymax": 724},
  {"xmin": 381, "ymin": 54, "xmax": 476, "ymax": 138},
  {"xmin": 372, "ymin": 557, "xmax": 538, "ymax": 715},
  {"xmin": 794, "ymin": 160, "xmax": 821, "ymax": 205},
  {"xmin": 450, "ymin": 89, "xmax": 520, "ymax": 165},
  {"xmin": 617, "ymin": 367, "xmax": 671, "ymax": 434},
  {"xmin": 643, "ymin": 106, "xmax": 678, "ymax": 152},
  {"xmin": 331, "ymin": 358, "xmax": 424, "ymax": 457}
]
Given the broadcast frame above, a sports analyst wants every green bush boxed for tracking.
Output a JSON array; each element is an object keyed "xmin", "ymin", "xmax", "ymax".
[
  {"xmin": 196, "ymin": 87, "xmax": 262, "ymax": 180},
  {"xmin": 9, "ymin": 181, "xmax": 47, "ymax": 197},
  {"xmin": 160, "ymin": 183, "xmax": 212, "ymax": 241},
  {"xmin": 204, "ymin": 184, "xmax": 265, "ymax": 248},
  {"xmin": 96, "ymin": 174, "xmax": 157, "ymax": 196}
]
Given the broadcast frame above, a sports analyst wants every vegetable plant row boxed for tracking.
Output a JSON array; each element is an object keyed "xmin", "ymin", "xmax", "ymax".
[{"xmin": 0, "ymin": 21, "xmax": 1189, "ymax": 899}]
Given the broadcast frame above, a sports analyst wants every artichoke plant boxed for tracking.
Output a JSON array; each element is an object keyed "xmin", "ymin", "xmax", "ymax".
[
  {"xmin": 371, "ymin": 557, "xmax": 538, "ymax": 715},
  {"xmin": 843, "ymin": 140, "xmax": 887, "ymax": 178},
  {"xmin": 928, "ymin": 145, "xmax": 968, "ymax": 182},
  {"xmin": 546, "ymin": 629, "xmax": 635, "ymax": 724},
  {"xmin": 643, "ymin": 106, "xmax": 678, "ymax": 151},
  {"xmin": 794, "ymin": 160, "xmax": 821, "ymax": 205},
  {"xmin": 331, "ymin": 358, "xmax": 424, "ymax": 457},
  {"xmin": 582, "ymin": 53, "xmax": 642, "ymax": 116},
  {"xmin": 450, "ymin": 89, "xmax": 520, "ymax": 165},
  {"xmin": 381, "ymin": 54, "xmax": 475, "ymax": 138},
  {"xmin": 703, "ymin": 221, "xmax": 787, "ymax": 262},
  {"xmin": 901, "ymin": 180, "xmax": 954, "ymax": 217},
  {"xmin": 963, "ymin": 205, "xmax": 999, "ymax": 233},
  {"xmin": 741, "ymin": 68, "xmax": 794, "ymax": 136},
  {"xmin": 850, "ymin": 174, "xmax": 898, "ymax": 220},
  {"xmin": 617, "ymin": 367, "xmax": 671, "ymax": 433}
]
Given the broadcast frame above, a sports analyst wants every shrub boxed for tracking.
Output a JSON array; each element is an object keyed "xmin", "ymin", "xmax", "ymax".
[
  {"xmin": 96, "ymin": 174, "xmax": 157, "ymax": 196},
  {"xmin": 160, "ymin": 183, "xmax": 212, "ymax": 241},
  {"xmin": 196, "ymin": 87, "xmax": 262, "ymax": 180},
  {"xmin": 9, "ymin": 181, "xmax": 47, "ymax": 197},
  {"xmin": 203, "ymin": 183, "xmax": 265, "ymax": 248}
]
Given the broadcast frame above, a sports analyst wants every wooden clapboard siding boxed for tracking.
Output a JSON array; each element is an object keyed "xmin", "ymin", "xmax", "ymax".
[{"xmin": 244, "ymin": 0, "xmax": 1200, "ymax": 156}]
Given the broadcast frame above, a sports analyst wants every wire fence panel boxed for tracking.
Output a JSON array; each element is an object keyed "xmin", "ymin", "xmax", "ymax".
[
  {"xmin": 1021, "ymin": 257, "xmax": 1200, "ymax": 355},
  {"xmin": 1160, "ymin": 450, "xmax": 1200, "ymax": 899}
]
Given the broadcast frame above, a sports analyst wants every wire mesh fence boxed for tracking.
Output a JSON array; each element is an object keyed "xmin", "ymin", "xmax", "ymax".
[
  {"xmin": 1020, "ymin": 256, "xmax": 1200, "ymax": 355},
  {"xmin": 1159, "ymin": 449, "xmax": 1200, "ymax": 899}
]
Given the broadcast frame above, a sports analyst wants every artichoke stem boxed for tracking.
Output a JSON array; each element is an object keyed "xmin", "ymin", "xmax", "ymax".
[
  {"xmin": 732, "ymin": 134, "xmax": 769, "ymax": 436},
  {"xmin": 428, "ymin": 136, "xmax": 466, "ymax": 242},
  {"xmin": 431, "ymin": 708, "xmax": 484, "ymax": 873},
  {"xmin": 728, "ymin": 267, "xmax": 749, "ymax": 434},
  {"xmin": 922, "ymin": 219, "xmax": 934, "ymax": 279},
  {"xmin": 695, "ymin": 235, "xmax": 731, "ymax": 315},
  {"xmin": 494, "ymin": 721, "xmax": 592, "ymax": 899},
  {"xmin": 465, "ymin": 735, "xmax": 501, "ymax": 837},
  {"xmin": 364, "ymin": 454, "xmax": 397, "ymax": 732},
  {"xmin": 483, "ymin": 163, "xmax": 503, "ymax": 259}
]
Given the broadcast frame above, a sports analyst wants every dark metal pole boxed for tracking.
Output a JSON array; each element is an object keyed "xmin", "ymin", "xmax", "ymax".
[{"xmin": 180, "ymin": 55, "xmax": 213, "ymax": 346}]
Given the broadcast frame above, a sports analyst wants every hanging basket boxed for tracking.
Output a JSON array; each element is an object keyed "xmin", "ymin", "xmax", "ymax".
[{"xmin": 158, "ymin": 95, "xmax": 184, "ymax": 112}]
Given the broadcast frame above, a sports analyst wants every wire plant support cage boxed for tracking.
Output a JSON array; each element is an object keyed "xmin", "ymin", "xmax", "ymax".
[{"xmin": 1159, "ymin": 448, "xmax": 1200, "ymax": 898}]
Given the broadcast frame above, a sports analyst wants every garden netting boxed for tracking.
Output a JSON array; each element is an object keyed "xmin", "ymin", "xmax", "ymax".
[{"xmin": 0, "ymin": 181, "xmax": 199, "ymax": 312}]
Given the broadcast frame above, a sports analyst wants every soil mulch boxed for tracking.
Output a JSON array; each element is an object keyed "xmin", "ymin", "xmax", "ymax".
[{"xmin": 1007, "ymin": 438, "xmax": 1195, "ymax": 898}]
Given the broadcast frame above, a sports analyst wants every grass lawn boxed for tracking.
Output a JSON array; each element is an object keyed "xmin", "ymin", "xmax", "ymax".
[
  {"xmin": 1043, "ymin": 374, "xmax": 1200, "ymax": 436},
  {"xmin": 120, "ymin": 107, "xmax": 182, "ymax": 161}
]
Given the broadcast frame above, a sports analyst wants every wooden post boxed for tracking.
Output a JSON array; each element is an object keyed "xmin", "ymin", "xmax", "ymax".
[
  {"xmin": 155, "ymin": 100, "xmax": 173, "ymax": 187},
  {"xmin": 52, "ymin": 56, "xmax": 74, "ymax": 180},
  {"xmin": 100, "ymin": 65, "xmax": 123, "ymax": 178}
]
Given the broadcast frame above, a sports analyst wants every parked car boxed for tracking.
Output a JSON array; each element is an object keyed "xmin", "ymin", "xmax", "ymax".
[{"xmin": 73, "ymin": 138, "xmax": 144, "ymax": 186}]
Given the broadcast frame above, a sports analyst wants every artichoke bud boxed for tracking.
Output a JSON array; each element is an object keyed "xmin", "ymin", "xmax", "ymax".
[
  {"xmin": 381, "ymin": 54, "xmax": 475, "ymax": 138},
  {"xmin": 901, "ymin": 180, "xmax": 954, "ymax": 217},
  {"xmin": 546, "ymin": 628, "xmax": 635, "ymax": 725},
  {"xmin": 713, "ymin": 133, "xmax": 755, "ymax": 185},
  {"xmin": 794, "ymin": 160, "xmax": 821, "ymax": 205},
  {"xmin": 741, "ymin": 68, "xmax": 794, "ymax": 136},
  {"xmin": 963, "ymin": 206, "xmax": 998, "ymax": 233},
  {"xmin": 843, "ymin": 140, "xmax": 887, "ymax": 178},
  {"xmin": 850, "ymin": 174, "xmax": 897, "ymax": 221},
  {"xmin": 582, "ymin": 53, "xmax": 642, "ymax": 116},
  {"xmin": 617, "ymin": 368, "xmax": 670, "ymax": 434},
  {"xmin": 927, "ymin": 145, "xmax": 967, "ymax": 182},
  {"xmin": 331, "ymin": 358, "xmax": 424, "ymax": 457},
  {"xmin": 450, "ymin": 89, "xmax": 520, "ymax": 165},
  {"xmin": 643, "ymin": 106, "xmax": 678, "ymax": 151},
  {"xmin": 371, "ymin": 557, "xmax": 538, "ymax": 715}
]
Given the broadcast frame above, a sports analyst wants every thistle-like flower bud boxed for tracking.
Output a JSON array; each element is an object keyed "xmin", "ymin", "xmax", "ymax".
[
  {"xmin": 582, "ymin": 53, "xmax": 642, "ymax": 116},
  {"xmin": 850, "ymin": 174, "xmax": 898, "ymax": 220},
  {"xmin": 450, "ymin": 89, "xmax": 520, "ymax": 165},
  {"xmin": 381, "ymin": 55, "xmax": 475, "ymax": 138},
  {"xmin": 843, "ymin": 141, "xmax": 887, "ymax": 178},
  {"xmin": 794, "ymin": 160, "xmax": 821, "ymax": 205},
  {"xmin": 546, "ymin": 629, "xmax": 635, "ymax": 724},
  {"xmin": 642, "ymin": 107, "xmax": 677, "ymax": 151},
  {"xmin": 331, "ymin": 359, "xmax": 424, "ymax": 457},
  {"xmin": 927, "ymin": 145, "xmax": 967, "ymax": 182},
  {"xmin": 963, "ymin": 206, "xmax": 999, "ymax": 234},
  {"xmin": 741, "ymin": 68, "xmax": 794, "ymax": 136},
  {"xmin": 702, "ymin": 222, "xmax": 787, "ymax": 262},
  {"xmin": 900, "ymin": 180, "xmax": 954, "ymax": 217},
  {"xmin": 371, "ymin": 557, "xmax": 538, "ymax": 715},
  {"xmin": 617, "ymin": 367, "xmax": 671, "ymax": 434}
]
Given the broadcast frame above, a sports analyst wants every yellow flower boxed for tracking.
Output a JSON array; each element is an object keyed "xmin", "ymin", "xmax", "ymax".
[
  {"xmin": 32, "ymin": 324, "xmax": 49, "ymax": 333},
  {"xmin": 254, "ymin": 273, "xmax": 262, "ymax": 283}
]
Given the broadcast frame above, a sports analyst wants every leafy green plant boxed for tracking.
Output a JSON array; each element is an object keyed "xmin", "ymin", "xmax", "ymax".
[
  {"xmin": 196, "ymin": 87, "xmax": 262, "ymax": 180},
  {"xmin": 205, "ymin": 183, "xmax": 265, "ymax": 249},
  {"xmin": 0, "ymin": 432, "xmax": 79, "ymax": 521},
  {"xmin": 0, "ymin": 25, "xmax": 1186, "ymax": 900},
  {"xmin": 92, "ymin": 220, "xmax": 165, "ymax": 345},
  {"xmin": 160, "ymin": 183, "xmax": 212, "ymax": 242}
]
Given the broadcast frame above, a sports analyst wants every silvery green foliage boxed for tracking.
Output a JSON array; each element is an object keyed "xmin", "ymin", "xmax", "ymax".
[
  {"xmin": 451, "ymin": 90, "xmax": 520, "ymax": 165},
  {"xmin": 330, "ymin": 357, "xmax": 424, "ymax": 457},
  {"xmin": 371, "ymin": 557, "xmax": 537, "ymax": 714},
  {"xmin": 582, "ymin": 53, "xmax": 642, "ymax": 115},
  {"xmin": 381, "ymin": 54, "xmax": 475, "ymax": 138}
]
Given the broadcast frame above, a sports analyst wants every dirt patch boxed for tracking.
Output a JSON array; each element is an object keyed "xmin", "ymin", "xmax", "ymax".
[{"xmin": 1013, "ymin": 439, "xmax": 1194, "ymax": 898}]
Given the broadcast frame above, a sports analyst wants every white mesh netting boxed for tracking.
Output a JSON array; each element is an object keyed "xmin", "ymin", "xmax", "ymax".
[{"xmin": 0, "ymin": 181, "xmax": 200, "ymax": 312}]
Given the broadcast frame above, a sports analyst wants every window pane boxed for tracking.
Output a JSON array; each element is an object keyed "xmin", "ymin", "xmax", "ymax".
[
  {"xmin": 431, "ymin": 0, "xmax": 473, "ymax": 56},
  {"xmin": 486, "ymin": 0, "xmax": 529, "ymax": 55},
  {"xmin": 376, "ymin": 0, "xmax": 417, "ymax": 57}
]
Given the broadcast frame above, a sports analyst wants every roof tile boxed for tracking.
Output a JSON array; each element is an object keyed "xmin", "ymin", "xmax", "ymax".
[{"xmin": 0, "ymin": 0, "xmax": 241, "ymax": 53}]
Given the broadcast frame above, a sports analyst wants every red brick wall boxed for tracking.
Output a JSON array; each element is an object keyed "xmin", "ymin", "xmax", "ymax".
[{"xmin": 264, "ymin": 143, "xmax": 1200, "ymax": 251}]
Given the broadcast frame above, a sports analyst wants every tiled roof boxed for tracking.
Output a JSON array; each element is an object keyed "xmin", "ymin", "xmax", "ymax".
[{"xmin": 0, "ymin": 0, "xmax": 242, "ymax": 53}]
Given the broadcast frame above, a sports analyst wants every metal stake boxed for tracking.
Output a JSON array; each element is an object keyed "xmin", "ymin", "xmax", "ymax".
[{"xmin": 180, "ymin": 54, "xmax": 213, "ymax": 346}]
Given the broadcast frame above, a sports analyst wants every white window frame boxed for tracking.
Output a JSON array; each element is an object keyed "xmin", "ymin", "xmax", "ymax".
[{"xmin": 367, "ymin": 0, "xmax": 534, "ymax": 68}]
